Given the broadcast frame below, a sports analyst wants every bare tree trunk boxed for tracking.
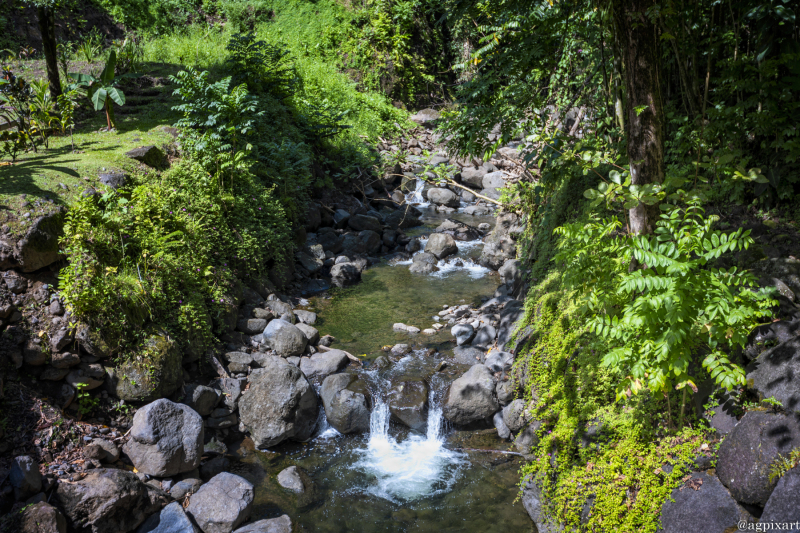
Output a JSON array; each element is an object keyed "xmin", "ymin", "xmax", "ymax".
[
  {"xmin": 37, "ymin": 5, "xmax": 62, "ymax": 100},
  {"xmin": 613, "ymin": 0, "xmax": 665, "ymax": 235}
]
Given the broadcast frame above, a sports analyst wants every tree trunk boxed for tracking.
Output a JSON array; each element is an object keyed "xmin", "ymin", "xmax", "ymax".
[
  {"xmin": 613, "ymin": 0, "xmax": 665, "ymax": 235},
  {"xmin": 37, "ymin": 5, "xmax": 62, "ymax": 101}
]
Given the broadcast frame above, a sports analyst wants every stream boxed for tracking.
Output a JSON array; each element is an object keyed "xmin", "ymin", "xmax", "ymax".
[{"xmin": 231, "ymin": 185, "xmax": 534, "ymax": 532}]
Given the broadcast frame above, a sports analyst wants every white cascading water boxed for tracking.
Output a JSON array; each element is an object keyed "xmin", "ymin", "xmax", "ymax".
[
  {"xmin": 354, "ymin": 391, "xmax": 465, "ymax": 501},
  {"xmin": 405, "ymin": 178, "xmax": 429, "ymax": 206}
]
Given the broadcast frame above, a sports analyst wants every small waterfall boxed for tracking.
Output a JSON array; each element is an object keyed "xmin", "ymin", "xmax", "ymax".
[
  {"xmin": 354, "ymin": 386, "xmax": 465, "ymax": 501},
  {"xmin": 405, "ymin": 178, "xmax": 429, "ymax": 206}
]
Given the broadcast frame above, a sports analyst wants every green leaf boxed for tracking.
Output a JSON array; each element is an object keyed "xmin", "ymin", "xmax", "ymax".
[
  {"xmin": 101, "ymin": 51, "xmax": 117, "ymax": 86},
  {"xmin": 609, "ymin": 170, "xmax": 623, "ymax": 185},
  {"xmin": 106, "ymin": 87, "xmax": 125, "ymax": 106},
  {"xmin": 91, "ymin": 88, "xmax": 108, "ymax": 111}
]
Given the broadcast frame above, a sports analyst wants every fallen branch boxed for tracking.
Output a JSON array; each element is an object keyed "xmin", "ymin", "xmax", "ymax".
[
  {"xmin": 210, "ymin": 355, "xmax": 230, "ymax": 379},
  {"xmin": 451, "ymin": 447, "xmax": 525, "ymax": 456},
  {"xmin": 317, "ymin": 344, "xmax": 363, "ymax": 366},
  {"xmin": 386, "ymin": 173, "xmax": 504, "ymax": 207}
]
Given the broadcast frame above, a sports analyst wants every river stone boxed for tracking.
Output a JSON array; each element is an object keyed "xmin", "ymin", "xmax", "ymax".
[
  {"xmin": 451, "ymin": 324, "xmax": 475, "ymax": 346},
  {"xmin": 471, "ymin": 324, "xmax": 497, "ymax": 349},
  {"xmin": 300, "ymin": 350, "xmax": 349, "ymax": 380},
  {"xmin": 262, "ymin": 319, "xmax": 307, "ymax": 357},
  {"xmin": 496, "ymin": 379, "xmax": 518, "ymax": 406},
  {"xmin": 295, "ymin": 323, "xmax": 320, "ymax": 345},
  {"xmin": 20, "ymin": 502, "xmax": 67, "ymax": 533},
  {"xmin": 56, "ymin": 469, "xmax": 168, "ymax": 533},
  {"xmin": 169, "ymin": 478, "xmax": 203, "ymax": 502},
  {"xmin": 482, "ymin": 171, "xmax": 508, "ymax": 189},
  {"xmin": 348, "ymin": 214, "xmax": 382, "ymax": 233},
  {"xmin": 716, "ymin": 411, "xmax": 800, "ymax": 505},
  {"xmin": 51, "ymin": 350, "xmax": 80, "ymax": 368},
  {"xmin": 409, "ymin": 260, "xmax": 439, "ymax": 273},
  {"xmin": 746, "ymin": 336, "xmax": 800, "ymax": 413},
  {"xmin": 435, "ymin": 219, "xmax": 481, "ymax": 241},
  {"xmin": 502, "ymin": 399, "xmax": 530, "ymax": 432},
  {"xmin": 332, "ymin": 209, "xmax": 350, "ymax": 228},
  {"xmin": 522, "ymin": 477, "xmax": 563, "ymax": 533},
  {"xmin": 277, "ymin": 466, "xmax": 306, "ymax": 494},
  {"xmin": 233, "ymin": 516, "xmax": 292, "ymax": 533},
  {"xmin": 659, "ymin": 471, "xmax": 753, "ymax": 533},
  {"xmin": 114, "ymin": 333, "xmax": 183, "ymax": 402},
  {"xmin": 385, "ymin": 205, "xmax": 423, "ymax": 230},
  {"xmin": 84, "ymin": 439, "xmax": 120, "ymax": 463},
  {"xmin": 320, "ymin": 373, "xmax": 370, "ymax": 434},
  {"xmin": 184, "ymin": 384, "xmax": 220, "ymax": 416},
  {"xmin": 760, "ymin": 467, "xmax": 800, "ymax": 524},
  {"xmin": 340, "ymin": 233, "xmax": 367, "ymax": 258},
  {"xmin": 409, "ymin": 107, "xmax": 440, "ymax": 126},
  {"xmin": 460, "ymin": 167, "xmax": 487, "ymax": 189},
  {"xmin": 425, "ymin": 233, "xmax": 458, "ymax": 260},
  {"xmin": 390, "ymin": 344, "xmax": 411, "ymax": 356},
  {"xmin": 293, "ymin": 310, "xmax": 317, "ymax": 325},
  {"xmin": 10, "ymin": 455, "xmax": 42, "ymax": 500},
  {"xmin": 239, "ymin": 361, "xmax": 318, "ymax": 448},
  {"xmin": 330, "ymin": 262, "xmax": 362, "ymax": 287},
  {"xmin": 359, "ymin": 229, "xmax": 382, "ymax": 255},
  {"xmin": 122, "ymin": 399, "xmax": 204, "ymax": 477},
  {"xmin": 237, "ymin": 318, "xmax": 268, "ymax": 335},
  {"xmin": 485, "ymin": 350, "xmax": 514, "ymax": 374},
  {"xmin": 453, "ymin": 345, "xmax": 485, "ymax": 365},
  {"xmin": 493, "ymin": 410, "xmax": 511, "ymax": 439},
  {"xmin": 136, "ymin": 501, "xmax": 195, "ymax": 533},
  {"xmin": 514, "ymin": 420, "xmax": 542, "ymax": 452},
  {"xmin": 427, "ymin": 188, "xmax": 461, "ymax": 208},
  {"xmin": 186, "ymin": 472, "xmax": 254, "ymax": 533},
  {"xmin": 443, "ymin": 364, "xmax": 499, "ymax": 425},
  {"xmin": 388, "ymin": 380, "xmax": 429, "ymax": 429},
  {"xmin": 0, "ymin": 209, "xmax": 64, "ymax": 272},
  {"xmin": 497, "ymin": 300, "xmax": 525, "ymax": 352}
]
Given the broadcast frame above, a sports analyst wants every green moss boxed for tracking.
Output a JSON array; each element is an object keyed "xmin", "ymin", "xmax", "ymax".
[{"xmin": 111, "ymin": 331, "xmax": 183, "ymax": 402}]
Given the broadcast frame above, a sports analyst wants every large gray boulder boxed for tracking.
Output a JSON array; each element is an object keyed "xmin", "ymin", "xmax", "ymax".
[
  {"xmin": 320, "ymin": 373, "xmax": 370, "ymax": 434},
  {"xmin": 451, "ymin": 324, "xmax": 475, "ymax": 346},
  {"xmin": 113, "ymin": 333, "xmax": 183, "ymax": 402},
  {"xmin": 435, "ymin": 219, "xmax": 481, "ymax": 241},
  {"xmin": 485, "ymin": 350, "xmax": 513, "ymax": 373},
  {"xmin": 184, "ymin": 384, "xmax": 220, "ymax": 417},
  {"xmin": 521, "ymin": 477, "xmax": 563, "ymax": 533},
  {"xmin": 659, "ymin": 471, "xmax": 753, "ymax": 533},
  {"xmin": 716, "ymin": 411, "xmax": 800, "ymax": 505},
  {"xmin": 135, "ymin": 502, "xmax": 195, "ymax": 533},
  {"xmin": 746, "ymin": 337, "xmax": 800, "ymax": 413},
  {"xmin": 186, "ymin": 472, "xmax": 254, "ymax": 533},
  {"xmin": 330, "ymin": 262, "xmax": 361, "ymax": 288},
  {"xmin": 453, "ymin": 345, "xmax": 485, "ymax": 365},
  {"xmin": 238, "ymin": 361, "xmax": 318, "ymax": 448},
  {"xmin": 233, "ymin": 516, "xmax": 292, "ymax": 533},
  {"xmin": 443, "ymin": 364, "xmax": 499, "ymax": 425},
  {"xmin": 0, "ymin": 209, "xmax": 64, "ymax": 272},
  {"xmin": 502, "ymin": 399, "xmax": 530, "ymax": 432},
  {"xmin": 482, "ymin": 171, "xmax": 508, "ymax": 189},
  {"xmin": 388, "ymin": 380, "xmax": 429, "ymax": 429},
  {"xmin": 427, "ymin": 188, "xmax": 461, "ymax": 208},
  {"xmin": 471, "ymin": 324, "xmax": 497, "ymax": 348},
  {"xmin": 760, "ymin": 467, "xmax": 800, "ymax": 524},
  {"xmin": 300, "ymin": 350, "xmax": 349, "ymax": 380},
  {"xmin": 460, "ymin": 167, "xmax": 487, "ymax": 189},
  {"xmin": 262, "ymin": 319, "xmax": 307, "ymax": 357},
  {"xmin": 385, "ymin": 205, "xmax": 423, "ymax": 230},
  {"xmin": 10, "ymin": 455, "xmax": 42, "ymax": 500},
  {"xmin": 122, "ymin": 399, "xmax": 204, "ymax": 477},
  {"xmin": 56, "ymin": 469, "xmax": 168, "ymax": 533},
  {"xmin": 410, "ymin": 108, "xmax": 441, "ymax": 126},
  {"xmin": 425, "ymin": 233, "xmax": 458, "ymax": 260}
]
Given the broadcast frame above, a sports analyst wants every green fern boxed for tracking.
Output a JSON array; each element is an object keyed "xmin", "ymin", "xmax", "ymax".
[{"xmin": 769, "ymin": 448, "xmax": 800, "ymax": 483}]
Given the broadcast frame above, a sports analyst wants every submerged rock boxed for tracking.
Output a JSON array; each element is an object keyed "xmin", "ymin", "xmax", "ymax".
[{"xmin": 388, "ymin": 380, "xmax": 429, "ymax": 429}]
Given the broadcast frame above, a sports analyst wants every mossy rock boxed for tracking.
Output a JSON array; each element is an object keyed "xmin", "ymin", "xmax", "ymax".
[
  {"xmin": 112, "ymin": 332, "xmax": 183, "ymax": 402},
  {"xmin": 76, "ymin": 323, "xmax": 115, "ymax": 359}
]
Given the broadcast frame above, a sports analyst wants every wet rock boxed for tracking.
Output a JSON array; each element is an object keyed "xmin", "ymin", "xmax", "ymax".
[
  {"xmin": 262, "ymin": 319, "xmax": 307, "ymax": 358},
  {"xmin": 464, "ymin": 205, "xmax": 492, "ymax": 216},
  {"xmin": 451, "ymin": 324, "xmax": 475, "ymax": 346},
  {"xmin": 494, "ymin": 411, "xmax": 511, "ymax": 439},
  {"xmin": 427, "ymin": 188, "xmax": 461, "ymax": 208},
  {"xmin": 497, "ymin": 300, "xmax": 525, "ymax": 352},
  {"xmin": 123, "ymin": 399, "xmax": 204, "ymax": 477},
  {"xmin": 56, "ymin": 469, "xmax": 168, "ymax": 533},
  {"xmin": 277, "ymin": 466, "xmax": 306, "ymax": 494},
  {"xmin": 10, "ymin": 455, "xmax": 42, "ymax": 500},
  {"xmin": 20, "ymin": 502, "xmax": 67, "ymax": 533},
  {"xmin": 136, "ymin": 501, "xmax": 195, "ymax": 533},
  {"xmin": 434, "ymin": 219, "xmax": 481, "ymax": 241},
  {"xmin": 659, "ymin": 471, "xmax": 754, "ymax": 533},
  {"xmin": 296, "ymin": 251, "xmax": 323, "ymax": 275},
  {"xmin": 233, "ymin": 516, "xmax": 292, "ymax": 533},
  {"xmin": 485, "ymin": 350, "xmax": 513, "ymax": 373},
  {"xmin": 760, "ymin": 467, "xmax": 800, "ymax": 524},
  {"xmin": 443, "ymin": 364, "xmax": 499, "ymax": 425},
  {"xmin": 300, "ymin": 350, "xmax": 349, "ymax": 380},
  {"xmin": 746, "ymin": 336, "xmax": 800, "ymax": 413},
  {"xmin": 359, "ymin": 229, "xmax": 382, "ymax": 255},
  {"xmin": 126, "ymin": 145, "xmax": 165, "ymax": 168},
  {"xmin": 409, "ymin": 260, "xmax": 439, "ymax": 274},
  {"xmin": 385, "ymin": 205, "xmax": 423, "ymax": 230},
  {"xmin": 320, "ymin": 373, "xmax": 370, "ymax": 434},
  {"xmin": 425, "ymin": 233, "xmax": 458, "ymax": 260},
  {"xmin": 113, "ymin": 333, "xmax": 182, "ymax": 402},
  {"xmin": 330, "ymin": 262, "xmax": 362, "ymax": 287},
  {"xmin": 239, "ymin": 360, "xmax": 318, "ymax": 448},
  {"xmin": 716, "ymin": 411, "xmax": 800, "ymax": 505},
  {"xmin": 186, "ymin": 472, "xmax": 254, "ymax": 533},
  {"xmin": 453, "ymin": 345, "xmax": 485, "ymax": 365},
  {"xmin": 388, "ymin": 380, "xmax": 429, "ymax": 429},
  {"xmin": 390, "ymin": 344, "xmax": 411, "ymax": 356}
]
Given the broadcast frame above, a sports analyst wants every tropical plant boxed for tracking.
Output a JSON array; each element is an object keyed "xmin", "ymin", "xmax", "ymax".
[
  {"xmin": 76, "ymin": 32, "xmax": 102, "ymax": 64},
  {"xmin": 69, "ymin": 51, "xmax": 129, "ymax": 130},
  {"xmin": 112, "ymin": 34, "xmax": 144, "ymax": 75},
  {"xmin": 0, "ymin": 67, "xmax": 38, "ymax": 159},
  {"xmin": 56, "ymin": 89, "xmax": 78, "ymax": 150},
  {"xmin": 555, "ymin": 200, "xmax": 776, "ymax": 427}
]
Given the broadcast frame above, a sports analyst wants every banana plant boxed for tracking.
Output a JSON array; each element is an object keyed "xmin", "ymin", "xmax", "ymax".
[{"xmin": 68, "ymin": 51, "xmax": 129, "ymax": 131}]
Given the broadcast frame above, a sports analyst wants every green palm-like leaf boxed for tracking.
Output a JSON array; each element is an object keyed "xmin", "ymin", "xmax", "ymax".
[
  {"xmin": 106, "ymin": 87, "xmax": 125, "ymax": 106},
  {"xmin": 91, "ymin": 88, "xmax": 108, "ymax": 111}
]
